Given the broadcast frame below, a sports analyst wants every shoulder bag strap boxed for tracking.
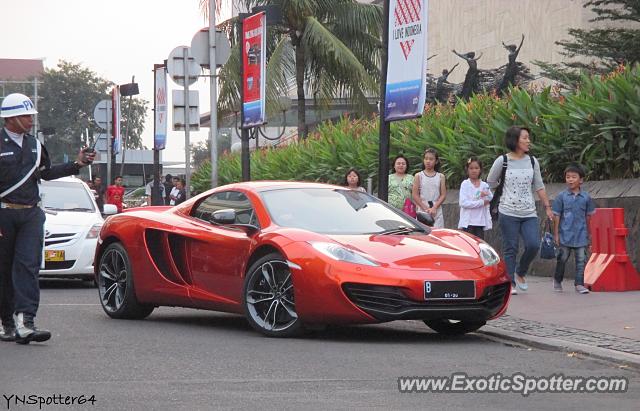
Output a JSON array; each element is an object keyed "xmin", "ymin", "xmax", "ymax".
[
  {"xmin": 0, "ymin": 137, "xmax": 42, "ymax": 198},
  {"xmin": 495, "ymin": 154, "xmax": 508, "ymax": 194}
]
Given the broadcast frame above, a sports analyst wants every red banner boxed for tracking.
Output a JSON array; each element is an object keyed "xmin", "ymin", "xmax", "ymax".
[{"xmin": 242, "ymin": 11, "xmax": 266, "ymax": 127}]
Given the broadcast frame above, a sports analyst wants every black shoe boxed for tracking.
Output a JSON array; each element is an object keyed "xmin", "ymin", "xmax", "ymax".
[
  {"xmin": 13, "ymin": 313, "xmax": 51, "ymax": 344},
  {"xmin": 0, "ymin": 326, "xmax": 16, "ymax": 342}
]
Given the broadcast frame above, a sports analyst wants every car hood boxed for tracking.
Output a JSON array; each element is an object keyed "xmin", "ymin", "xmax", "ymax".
[
  {"xmin": 45, "ymin": 211, "xmax": 102, "ymax": 229},
  {"xmin": 325, "ymin": 231, "xmax": 484, "ymax": 271}
]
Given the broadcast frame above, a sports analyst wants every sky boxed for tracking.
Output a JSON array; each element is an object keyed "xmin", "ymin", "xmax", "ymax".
[{"xmin": 4, "ymin": 0, "xmax": 215, "ymax": 162}]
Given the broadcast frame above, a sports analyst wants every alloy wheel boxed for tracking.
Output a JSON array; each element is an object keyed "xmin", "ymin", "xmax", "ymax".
[
  {"xmin": 246, "ymin": 260, "xmax": 298, "ymax": 333},
  {"xmin": 99, "ymin": 248, "xmax": 128, "ymax": 313}
]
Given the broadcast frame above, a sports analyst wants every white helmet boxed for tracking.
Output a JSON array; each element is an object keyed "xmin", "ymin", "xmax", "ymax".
[{"xmin": 1, "ymin": 93, "xmax": 38, "ymax": 118}]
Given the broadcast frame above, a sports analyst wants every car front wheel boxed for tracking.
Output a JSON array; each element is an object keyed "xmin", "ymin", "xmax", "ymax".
[
  {"xmin": 423, "ymin": 319, "xmax": 486, "ymax": 335},
  {"xmin": 98, "ymin": 242, "xmax": 154, "ymax": 320},
  {"xmin": 243, "ymin": 253, "xmax": 302, "ymax": 337}
]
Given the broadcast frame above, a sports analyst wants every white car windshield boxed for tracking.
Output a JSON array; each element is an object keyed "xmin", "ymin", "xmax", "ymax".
[
  {"xmin": 41, "ymin": 181, "xmax": 95, "ymax": 212},
  {"xmin": 260, "ymin": 188, "xmax": 427, "ymax": 235}
]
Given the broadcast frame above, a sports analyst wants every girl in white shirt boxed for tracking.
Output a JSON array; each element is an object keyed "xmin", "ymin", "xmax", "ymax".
[{"xmin": 458, "ymin": 157, "xmax": 492, "ymax": 239}]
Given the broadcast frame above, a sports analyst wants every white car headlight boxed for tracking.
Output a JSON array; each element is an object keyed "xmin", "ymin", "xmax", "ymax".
[
  {"xmin": 309, "ymin": 242, "xmax": 379, "ymax": 266},
  {"xmin": 86, "ymin": 223, "xmax": 103, "ymax": 239},
  {"xmin": 479, "ymin": 243, "xmax": 500, "ymax": 266}
]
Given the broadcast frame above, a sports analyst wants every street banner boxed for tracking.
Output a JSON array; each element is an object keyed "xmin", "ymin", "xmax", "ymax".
[
  {"xmin": 154, "ymin": 68, "xmax": 168, "ymax": 150},
  {"xmin": 111, "ymin": 86, "xmax": 122, "ymax": 154},
  {"xmin": 242, "ymin": 11, "xmax": 266, "ymax": 128},
  {"xmin": 384, "ymin": 0, "xmax": 428, "ymax": 121}
]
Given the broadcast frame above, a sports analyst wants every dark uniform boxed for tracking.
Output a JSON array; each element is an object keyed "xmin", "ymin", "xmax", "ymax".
[{"xmin": 0, "ymin": 128, "xmax": 81, "ymax": 339}]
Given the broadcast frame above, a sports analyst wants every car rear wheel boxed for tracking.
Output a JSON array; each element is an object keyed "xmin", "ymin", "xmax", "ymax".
[
  {"xmin": 243, "ymin": 253, "xmax": 302, "ymax": 337},
  {"xmin": 423, "ymin": 319, "xmax": 486, "ymax": 335},
  {"xmin": 98, "ymin": 242, "xmax": 154, "ymax": 320}
]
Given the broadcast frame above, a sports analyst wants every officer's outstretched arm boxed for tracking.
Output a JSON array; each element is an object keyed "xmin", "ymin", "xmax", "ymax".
[{"xmin": 39, "ymin": 144, "xmax": 82, "ymax": 181}]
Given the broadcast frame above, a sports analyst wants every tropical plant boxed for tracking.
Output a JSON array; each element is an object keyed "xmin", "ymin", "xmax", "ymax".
[
  {"xmin": 201, "ymin": 0, "xmax": 382, "ymax": 138},
  {"xmin": 192, "ymin": 65, "xmax": 640, "ymax": 193},
  {"xmin": 534, "ymin": 0, "xmax": 640, "ymax": 86}
]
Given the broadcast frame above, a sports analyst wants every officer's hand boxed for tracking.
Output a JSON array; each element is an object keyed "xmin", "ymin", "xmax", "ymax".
[{"xmin": 76, "ymin": 147, "xmax": 96, "ymax": 166}]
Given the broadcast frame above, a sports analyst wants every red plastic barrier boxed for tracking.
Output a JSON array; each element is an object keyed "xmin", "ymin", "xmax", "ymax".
[{"xmin": 584, "ymin": 208, "xmax": 640, "ymax": 292}]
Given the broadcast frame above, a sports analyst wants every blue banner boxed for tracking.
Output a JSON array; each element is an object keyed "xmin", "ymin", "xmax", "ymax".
[{"xmin": 384, "ymin": 0, "xmax": 428, "ymax": 122}]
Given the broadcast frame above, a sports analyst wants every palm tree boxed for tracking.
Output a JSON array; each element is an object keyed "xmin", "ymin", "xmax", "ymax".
[{"xmin": 201, "ymin": 0, "xmax": 382, "ymax": 138}]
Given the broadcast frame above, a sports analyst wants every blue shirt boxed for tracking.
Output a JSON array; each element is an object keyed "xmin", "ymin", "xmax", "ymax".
[{"xmin": 552, "ymin": 189, "xmax": 596, "ymax": 247}]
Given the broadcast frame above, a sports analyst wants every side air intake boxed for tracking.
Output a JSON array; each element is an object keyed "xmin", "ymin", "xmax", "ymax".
[{"xmin": 144, "ymin": 229, "xmax": 191, "ymax": 285}]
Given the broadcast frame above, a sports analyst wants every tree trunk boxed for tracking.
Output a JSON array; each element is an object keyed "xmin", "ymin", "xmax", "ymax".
[{"xmin": 295, "ymin": 44, "xmax": 307, "ymax": 139}]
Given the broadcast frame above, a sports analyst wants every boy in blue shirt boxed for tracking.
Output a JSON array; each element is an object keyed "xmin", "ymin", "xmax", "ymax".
[{"xmin": 552, "ymin": 164, "xmax": 596, "ymax": 294}]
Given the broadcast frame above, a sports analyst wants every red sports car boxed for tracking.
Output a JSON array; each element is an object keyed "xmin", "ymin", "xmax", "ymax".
[{"xmin": 95, "ymin": 182, "xmax": 510, "ymax": 337}]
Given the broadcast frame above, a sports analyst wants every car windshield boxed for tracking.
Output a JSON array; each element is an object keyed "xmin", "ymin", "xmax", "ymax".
[
  {"xmin": 41, "ymin": 181, "xmax": 95, "ymax": 212},
  {"xmin": 261, "ymin": 188, "xmax": 427, "ymax": 234}
]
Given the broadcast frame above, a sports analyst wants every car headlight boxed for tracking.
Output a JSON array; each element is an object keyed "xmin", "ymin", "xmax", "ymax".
[
  {"xmin": 86, "ymin": 223, "xmax": 103, "ymax": 239},
  {"xmin": 479, "ymin": 243, "xmax": 500, "ymax": 266},
  {"xmin": 309, "ymin": 242, "xmax": 379, "ymax": 266}
]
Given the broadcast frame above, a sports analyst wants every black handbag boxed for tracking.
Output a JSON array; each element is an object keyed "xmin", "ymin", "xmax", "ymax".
[{"xmin": 540, "ymin": 220, "xmax": 557, "ymax": 259}]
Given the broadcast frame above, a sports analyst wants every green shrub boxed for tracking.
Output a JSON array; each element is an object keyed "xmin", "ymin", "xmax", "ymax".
[{"xmin": 192, "ymin": 65, "xmax": 640, "ymax": 192}]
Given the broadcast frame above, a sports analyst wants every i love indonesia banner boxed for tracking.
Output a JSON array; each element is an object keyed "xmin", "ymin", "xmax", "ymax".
[
  {"xmin": 111, "ymin": 87, "xmax": 122, "ymax": 154},
  {"xmin": 384, "ymin": 0, "xmax": 428, "ymax": 121},
  {"xmin": 154, "ymin": 68, "xmax": 168, "ymax": 150}
]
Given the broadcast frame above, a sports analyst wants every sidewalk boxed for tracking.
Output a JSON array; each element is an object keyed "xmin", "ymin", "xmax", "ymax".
[{"xmin": 480, "ymin": 276, "xmax": 640, "ymax": 368}]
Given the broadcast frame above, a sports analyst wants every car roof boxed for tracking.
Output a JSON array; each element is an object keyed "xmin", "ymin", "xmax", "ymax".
[
  {"xmin": 41, "ymin": 176, "xmax": 85, "ymax": 184},
  {"xmin": 218, "ymin": 181, "xmax": 346, "ymax": 193}
]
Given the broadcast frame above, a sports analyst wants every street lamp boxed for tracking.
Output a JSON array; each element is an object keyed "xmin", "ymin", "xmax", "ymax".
[{"xmin": 118, "ymin": 77, "xmax": 140, "ymax": 178}]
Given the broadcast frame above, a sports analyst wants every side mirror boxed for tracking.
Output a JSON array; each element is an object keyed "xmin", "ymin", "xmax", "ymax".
[
  {"xmin": 416, "ymin": 211, "xmax": 435, "ymax": 227},
  {"xmin": 102, "ymin": 204, "xmax": 118, "ymax": 216},
  {"xmin": 211, "ymin": 208, "xmax": 236, "ymax": 225}
]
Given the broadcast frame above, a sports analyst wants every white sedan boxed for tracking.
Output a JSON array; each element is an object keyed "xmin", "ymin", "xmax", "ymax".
[{"xmin": 40, "ymin": 176, "xmax": 117, "ymax": 281}]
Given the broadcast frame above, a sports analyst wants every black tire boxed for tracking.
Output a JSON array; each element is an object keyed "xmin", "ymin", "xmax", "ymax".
[
  {"xmin": 423, "ymin": 319, "xmax": 486, "ymax": 335},
  {"xmin": 97, "ymin": 242, "xmax": 154, "ymax": 320},
  {"xmin": 243, "ymin": 252, "xmax": 302, "ymax": 337}
]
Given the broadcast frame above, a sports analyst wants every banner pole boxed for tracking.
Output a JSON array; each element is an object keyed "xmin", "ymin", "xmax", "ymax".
[
  {"xmin": 209, "ymin": 0, "xmax": 218, "ymax": 188},
  {"xmin": 240, "ymin": 13, "xmax": 250, "ymax": 181},
  {"xmin": 152, "ymin": 65, "xmax": 161, "ymax": 205},
  {"xmin": 377, "ymin": 0, "xmax": 391, "ymax": 202}
]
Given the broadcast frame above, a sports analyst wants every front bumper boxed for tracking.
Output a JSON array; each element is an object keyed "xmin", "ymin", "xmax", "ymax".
[
  {"xmin": 39, "ymin": 238, "xmax": 98, "ymax": 278},
  {"xmin": 286, "ymin": 242, "xmax": 510, "ymax": 324},
  {"xmin": 342, "ymin": 282, "xmax": 510, "ymax": 322}
]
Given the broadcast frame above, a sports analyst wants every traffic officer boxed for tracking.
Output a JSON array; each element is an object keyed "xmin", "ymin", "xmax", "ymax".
[{"xmin": 0, "ymin": 93, "xmax": 95, "ymax": 344}]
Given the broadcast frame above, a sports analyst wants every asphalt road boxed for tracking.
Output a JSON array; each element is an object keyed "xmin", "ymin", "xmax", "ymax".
[{"xmin": 1, "ymin": 280, "xmax": 638, "ymax": 411}]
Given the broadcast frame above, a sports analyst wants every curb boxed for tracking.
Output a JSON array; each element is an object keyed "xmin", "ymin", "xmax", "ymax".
[{"xmin": 478, "ymin": 325, "xmax": 640, "ymax": 371}]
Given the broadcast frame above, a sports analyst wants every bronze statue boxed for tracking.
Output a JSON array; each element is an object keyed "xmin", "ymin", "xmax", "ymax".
[
  {"xmin": 453, "ymin": 50, "xmax": 483, "ymax": 100},
  {"xmin": 498, "ymin": 34, "xmax": 525, "ymax": 94},
  {"xmin": 424, "ymin": 40, "xmax": 533, "ymax": 105},
  {"xmin": 435, "ymin": 63, "xmax": 459, "ymax": 103}
]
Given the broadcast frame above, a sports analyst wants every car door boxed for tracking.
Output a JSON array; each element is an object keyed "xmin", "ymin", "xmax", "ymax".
[{"xmin": 188, "ymin": 190, "xmax": 258, "ymax": 306}]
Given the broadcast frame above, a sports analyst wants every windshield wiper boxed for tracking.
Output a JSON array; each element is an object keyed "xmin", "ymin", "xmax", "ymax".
[{"xmin": 378, "ymin": 226, "xmax": 425, "ymax": 235}]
